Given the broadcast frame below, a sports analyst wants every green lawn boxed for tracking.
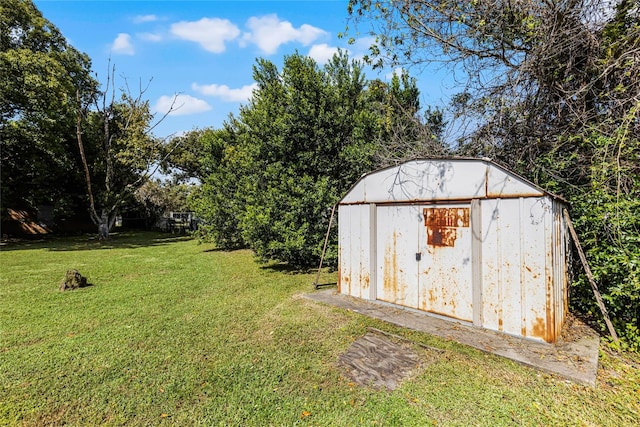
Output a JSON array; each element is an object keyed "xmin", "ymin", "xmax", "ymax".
[{"xmin": 1, "ymin": 232, "xmax": 638, "ymax": 426}]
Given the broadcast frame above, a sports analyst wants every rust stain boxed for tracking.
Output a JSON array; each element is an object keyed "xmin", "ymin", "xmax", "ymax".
[
  {"xmin": 448, "ymin": 294, "xmax": 457, "ymax": 312},
  {"xmin": 342, "ymin": 273, "xmax": 350, "ymax": 295},
  {"xmin": 362, "ymin": 273, "xmax": 370, "ymax": 291},
  {"xmin": 531, "ymin": 317, "xmax": 547, "ymax": 340},
  {"xmin": 424, "ymin": 207, "xmax": 470, "ymax": 227},
  {"xmin": 427, "ymin": 227, "xmax": 457, "ymax": 246},
  {"xmin": 424, "ymin": 207, "xmax": 470, "ymax": 247},
  {"xmin": 485, "ymin": 165, "xmax": 489, "ymax": 196},
  {"xmin": 546, "ymin": 273, "xmax": 555, "ymax": 342},
  {"xmin": 383, "ymin": 232, "xmax": 399, "ymax": 302},
  {"xmin": 487, "ymin": 190, "xmax": 545, "ymax": 199}
]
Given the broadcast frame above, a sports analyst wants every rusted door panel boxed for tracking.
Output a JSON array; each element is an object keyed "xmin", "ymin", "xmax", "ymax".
[
  {"xmin": 376, "ymin": 204, "xmax": 473, "ymax": 322},
  {"xmin": 419, "ymin": 205, "xmax": 473, "ymax": 322},
  {"xmin": 376, "ymin": 205, "xmax": 421, "ymax": 308}
]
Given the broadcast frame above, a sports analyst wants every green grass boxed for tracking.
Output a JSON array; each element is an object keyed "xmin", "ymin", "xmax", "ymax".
[{"xmin": 1, "ymin": 232, "xmax": 638, "ymax": 426}]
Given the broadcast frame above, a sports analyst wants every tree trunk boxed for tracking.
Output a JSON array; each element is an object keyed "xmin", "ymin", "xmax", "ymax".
[
  {"xmin": 98, "ymin": 212, "xmax": 109, "ymax": 240},
  {"xmin": 97, "ymin": 210, "xmax": 118, "ymax": 240}
]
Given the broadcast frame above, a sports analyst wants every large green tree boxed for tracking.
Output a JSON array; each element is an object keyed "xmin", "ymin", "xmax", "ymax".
[
  {"xmin": 196, "ymin": 51, "xmax": 436, "ymax": 266},
  {"xmin": 348, "ymin": 0, "xmax": 639, "ymax": 347},
  {"xmin": 1, "ymin": 0, "xmax": 97, "ymax": 217},
  {"xmin": 160, "ymin": 127, "xmax": 212, "ymax": 184}
]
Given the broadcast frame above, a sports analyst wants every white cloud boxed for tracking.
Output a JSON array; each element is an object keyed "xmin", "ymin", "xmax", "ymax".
[
  {"xmin": 133, "ymin": 14, "xmax": 158, "ymax": 24},
  {"xmin": 111, "ymin": 33, "xmax": 134, "ymax": 55},
  {"xmin": 170, "ymin": 18, "xmax": 240, "ymax": 53},
  {"xmin": 242, "ymin": 14, "xmax": 326, "ymax": 54},
  {"xmin": 348, "ymin": 36, "xmax": 377, "ymax": 60},
  {"xmin": 153, "ymin": 94, "xmax": 212, "ymax": 116},
  {"xmin": 192, "ymin": 82, "xmax": 258, "ymax": 102},
  {"xmin": 138, "ymin": 32, "xmax": 162, "ymax": 42},
  {"xmin": 308, "ymin": 44, "xmax": 341, "ymax": 65},
  {"xmin": 351, "ymin": 36, "xmax": 377, "ymax": 51}
]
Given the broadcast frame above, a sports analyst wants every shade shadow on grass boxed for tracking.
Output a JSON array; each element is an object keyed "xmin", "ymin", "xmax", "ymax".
[
  {"xmin": 259, "ymin": 262, "xmax": 309, "ymax": 274},
  {"xmin": 0, "ymin": 232, "xmax": 193, "ymax": 252}
]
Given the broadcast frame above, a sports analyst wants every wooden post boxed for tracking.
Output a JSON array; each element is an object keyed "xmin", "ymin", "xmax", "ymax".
[
  {"xmin": 312, "ymin": 204, "xmax": 337, "ymax": 289},
  {"xmin": 563, "ymin": 209, "xmax": 619, "ymax": 342}
]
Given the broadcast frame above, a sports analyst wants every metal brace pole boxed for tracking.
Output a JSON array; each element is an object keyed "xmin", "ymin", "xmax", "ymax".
[
  {"xmin": 312, "ymin": 204, "xmax": 337, "ymax": 289},
  {"xmin": 563, "ymin": 209, "xmax": 619, "ymax": 342}
]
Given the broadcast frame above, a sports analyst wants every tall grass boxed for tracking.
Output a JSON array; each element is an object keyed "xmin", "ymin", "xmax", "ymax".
[{"xmin": 1, "ymin": 232, "xmax": 638, "ymax": 426}]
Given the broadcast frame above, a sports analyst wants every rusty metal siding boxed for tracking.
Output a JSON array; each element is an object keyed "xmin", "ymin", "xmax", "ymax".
[
  {"xmin": 375, "ymin": 204, "xmax": 421, "ymax": 308},
  {"xmin": 338, "ymin": 204, "xmax": 372, "ymax": 299},
  {"xmin": 480, "ymin": 198, "xmax": 503, "ymax": 333},
  {"xmin": 551, "ymin": 200, "xmax": 569, "ymax": 341},
  {"xmin": 338, "ymin": 159, "xmax": 568, "ymax": 343},
  {"xmin": 495, "ymin": 197, "xmax": 524, "ymax": 337},
  {"xmin": 471, "ymin": 199, "xmax": 483, "ymax": 326},
  {"xmin": 419, "ymin": 204, "xmax": 473, "ymax": 321},
  {"xmin": 479, "ymin": 197, "xmax": 558, "ymax": 342},
  {"xmin": 373, "ymin": 204, "xmax": 473, "ymax": 321}
]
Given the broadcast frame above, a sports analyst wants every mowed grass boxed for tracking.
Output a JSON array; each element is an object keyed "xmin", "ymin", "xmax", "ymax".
[{"xmin": 1, "ymin": 232, "xmax": 638, "ymax": 426}]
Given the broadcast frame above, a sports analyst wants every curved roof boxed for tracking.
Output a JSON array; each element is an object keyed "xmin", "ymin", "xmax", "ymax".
[{"xmin": 340, "ymin": 158, "xmax": 566, "ymax": 204}]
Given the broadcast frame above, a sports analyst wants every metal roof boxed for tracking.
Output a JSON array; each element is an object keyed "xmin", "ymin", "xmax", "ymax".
[{"xmin": 340, "ymin": 157, "xmax": 567, "ymax": 205}]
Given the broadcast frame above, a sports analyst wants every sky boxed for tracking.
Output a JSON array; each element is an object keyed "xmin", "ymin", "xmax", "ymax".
[{"xmin": 33, "ymin": 0, "xmax": 457, "ymax": 139}]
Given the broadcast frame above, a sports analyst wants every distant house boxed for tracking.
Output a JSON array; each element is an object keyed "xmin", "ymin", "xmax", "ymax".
[
  {"xmin": 1, "ymin": 207, "xmax": 50, "ymax": 236},
  {"xmin": 156, "ymin": 211, "xmax": 199, "ymax": 233}
]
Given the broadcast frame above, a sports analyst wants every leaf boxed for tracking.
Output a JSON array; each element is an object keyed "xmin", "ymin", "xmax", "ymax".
[{"xmin": 300, "ymin": 411, "xmax": 311, "ymax": 419}]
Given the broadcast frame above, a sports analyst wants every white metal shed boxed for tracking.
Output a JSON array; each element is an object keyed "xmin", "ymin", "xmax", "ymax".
[{"xmin": 338, "ymin": 158, "xmax": 569, "ymax": 343}]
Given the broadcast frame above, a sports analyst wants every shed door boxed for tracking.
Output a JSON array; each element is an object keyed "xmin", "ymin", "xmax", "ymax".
[
  {"xmin": 376, "ymin": 205, "xmax": 422, "ymax": 308},
  {"xmin": 376, "ymin": 204, "xmax": 473, "ymax": 322}
]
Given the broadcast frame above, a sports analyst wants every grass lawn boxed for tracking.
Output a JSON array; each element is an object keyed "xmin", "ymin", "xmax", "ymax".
[{"xmin": 1, "ymin": 232, "xmax": 638, "ymax": 426}]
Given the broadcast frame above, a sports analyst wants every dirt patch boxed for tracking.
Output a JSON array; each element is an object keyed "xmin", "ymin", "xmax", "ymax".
[
  {"xmin": 560, "ymin": 313, "xmax": 599, "ymax": 343},
  {"xmin": 338, "ymin": 330, "xmax": 434, "ymax": 390}
]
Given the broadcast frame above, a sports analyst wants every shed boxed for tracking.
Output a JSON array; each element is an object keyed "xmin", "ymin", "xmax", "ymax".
[{"xmin": 338, "ymin": 158, "xmax": 569, "ymax": 343}]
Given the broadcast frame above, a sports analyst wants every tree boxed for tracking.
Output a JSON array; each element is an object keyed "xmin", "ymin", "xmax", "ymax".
[
  {"xmin": 347, "ymin": 0, "xmax": 640, "ymax": 347},
  {"xmin": 161, "ymin": 128, "xmax": 213, "ymax": 183},
  {"xmin": 189, "ymin": 126, "xmax": 247, "ymax": 249},
  {"xmin": 75, "ymin": 68, "xmax": 178, "ymax": 239},
  {"xmin": 196, "ymin": 51, "xmax": 439, "ymax": 266},
  {"xmin": 1, "ymin": 1, "xmax": 179, "ymax": 239},
  {"xmin": 1, "ymin": 0, "xmax": 97, "ymax": 218},
  {"xmin": 368, "ymin": 71, "xmax": 447, "ymax": 166}
]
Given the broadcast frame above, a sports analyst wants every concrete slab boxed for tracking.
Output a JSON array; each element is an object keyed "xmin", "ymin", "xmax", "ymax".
[{"xmin": 305, "ymin": 289, "xmax": 600, "ymax": 386}]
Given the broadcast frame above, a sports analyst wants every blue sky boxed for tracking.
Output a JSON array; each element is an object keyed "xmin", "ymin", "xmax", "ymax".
[{"xmin": 34, "ymin": 0, "xmax": 457, "ymax": 139}]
